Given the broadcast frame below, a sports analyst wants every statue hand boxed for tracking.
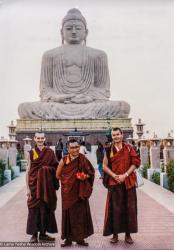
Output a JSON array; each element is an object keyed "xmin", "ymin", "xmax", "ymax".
[
  {"xmin": 48, "ymin": 94, "xmax": 76, "ymax": 103},
  {"xmin": 71, "ymin": 95, "xmax": 93, "ymax": 104}
]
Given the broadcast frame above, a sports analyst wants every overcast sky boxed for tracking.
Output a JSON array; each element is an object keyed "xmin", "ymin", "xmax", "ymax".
[{"xmin": 0, "ymin": 0, "xmax": 174, "ymax": 138}]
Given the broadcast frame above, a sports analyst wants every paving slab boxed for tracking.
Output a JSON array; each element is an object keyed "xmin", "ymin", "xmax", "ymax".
[{"xmin": 0, "ymin": 172, "xmax": 174, "ymax": 249}]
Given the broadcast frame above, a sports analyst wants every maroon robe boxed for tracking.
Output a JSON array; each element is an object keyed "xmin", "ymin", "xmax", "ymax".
[
  {"xmin": 26, "ymin": 146, "xmax": 59, "ymax": 235},
  {"xmin": 61, "ymin": 153, "xmax": 94, "ymax": 241},
  {"xmin": 103, "ymin": 143, "xmax": 141, "ymax": 236}
]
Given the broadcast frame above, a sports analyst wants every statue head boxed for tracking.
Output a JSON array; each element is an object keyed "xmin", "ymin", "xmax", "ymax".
[{"xmin": 61, "ymin": 8, "xmax": 88, "ymax": 45}]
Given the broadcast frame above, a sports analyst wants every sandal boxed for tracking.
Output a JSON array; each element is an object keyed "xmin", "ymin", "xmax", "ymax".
[{"xmin": 39, "ymin": 234, "xmax": 55, "ymax": 242}]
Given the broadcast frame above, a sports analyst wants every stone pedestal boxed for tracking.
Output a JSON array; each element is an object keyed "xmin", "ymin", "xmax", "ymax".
[
  {"xmin": 140, "ymin": 146, "xmax": 149, "ymax": 166},
  {"xmin": 163, "ymin": 148, "xmax": 174, "ymax": 166},
  {"xmin": 150, "ymin": 146, "xmax": 160, "ymax": 169},
  {"xmin": 149, "ymin": 135, "xmax": 160, "ymax": 169},
  {"xmin": 23, "ymin": 136, "xmax": 32, "ymax": 160},
  {"xmin": 20, "ymin": 160, "xmax": 28, "ymax": 171},
  {"xmin": 12, "ymin": 166, "xmax": 20, "ymax": 178},
  {"xmin": 8, "ymin": 148, "xmax": 17, "ymax": 167},
  {"xmin": 16, "ymin": 118, "xmax": 133, "ymax": 146},
  {"xmin": 0, "ymin": 148, "xmax": 8, "ymax": 167},
  {"xmin": 23, "ymin": 144, "xmax": 31, "ymax": 160},
  {"xmin": 4, "ymin": 169, "xmax": 11, "ymax": 184},
  {"xmin": 160, "ymin": 172, "xmax": 169, "ymax": 189}
]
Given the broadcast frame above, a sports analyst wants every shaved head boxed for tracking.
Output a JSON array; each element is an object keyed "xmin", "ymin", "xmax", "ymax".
[
  {"xmin": 34, "ymin": 132, "xmax": 45, "ymax": 138},
  {"xmin": 34, "ymin": 132, "xmax": 46, "ymax": 148}
]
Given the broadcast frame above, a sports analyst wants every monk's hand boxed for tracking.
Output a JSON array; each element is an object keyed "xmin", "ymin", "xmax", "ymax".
[
  {"xmin": 80, "ymin": 175, "xmax": 87, "ymax": 181},
  {"xmin": 117, "ymin": 174, "xmax": 126, "ymax": 183},
  {"xmin": 81, "ymin": 174, "xmax": 89, "ymax": 180},
  {"xmin": 112, "ymin": 174, "xmax": 120, "ymax": 183}
]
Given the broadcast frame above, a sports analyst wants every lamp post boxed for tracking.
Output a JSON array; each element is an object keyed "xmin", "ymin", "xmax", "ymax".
[
  {"xmin": 7, "ymin": 121, "xmax": 16, "ymax": 141},
  {"xmin": 135, "ymin": 118, "xmax": 145, "ymax": 139}
]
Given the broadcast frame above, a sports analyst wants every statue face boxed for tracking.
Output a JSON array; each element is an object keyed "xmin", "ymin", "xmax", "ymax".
[{"xmin": 62, "ymin": 20, "xmax": 87, "ymax": 44}]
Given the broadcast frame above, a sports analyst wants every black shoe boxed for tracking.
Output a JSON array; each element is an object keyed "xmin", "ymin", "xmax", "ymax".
[
  {"xmin": 77, "ymin": 240, "xmax": 89, "ymax": 246},
  {"xmin": 125, "ymin": 234, "xmax": 134, "ymax": 244},
  {"xmin": 110, "ymin": 234, "xmax": 118, "ymax": 244},
  {"xmin": 29, "ymin": 235, "xmax": 38, "ymax": 243},
  {"xmin": 61, "ymin": 240, "xmax": 72, "ymax": 247},
  {"xmin": 39, "ymin": 234, "xmax": 55, "ymax": 242}
]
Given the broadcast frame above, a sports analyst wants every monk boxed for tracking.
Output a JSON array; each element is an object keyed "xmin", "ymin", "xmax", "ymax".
[
  {"xmin": 56, "ymin": 139, "xmax": 95, "ymax": 247},
  {"xmin": 103, "ymin": 127, "xmax": 141, "ymax": 244},
  {"xmin": 26, "ymin": 132, "xmax": 59, "ymax": 243}
]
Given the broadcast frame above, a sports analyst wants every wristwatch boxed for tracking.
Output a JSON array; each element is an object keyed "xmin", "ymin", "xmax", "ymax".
[{"xmin": 125, "ymin": 172, "xmax": 129, "ymax": 177}]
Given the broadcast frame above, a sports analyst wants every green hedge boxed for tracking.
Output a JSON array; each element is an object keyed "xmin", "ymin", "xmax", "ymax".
[
  {"xmin": 0, "ymin": 160, "xmax": 6, "ymax": 187},
  {"xmin": 152, "ymin": 171, "xmax": 160, "ymax": 185},
  {"xmin": 166, "ymin": 160, "xmax": 174, "ymax": 192},
  {"xmin": 142, "ymin": 163, "xmax": 150, "ymax": 179}
]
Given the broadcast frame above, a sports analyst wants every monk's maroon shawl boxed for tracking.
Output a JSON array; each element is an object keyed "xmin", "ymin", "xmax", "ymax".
[
  {"xmin": 28, "ymin": 146, "xmax": 59, "ymax": 210},
  {"xmin": 105, "ymin": 143, "xmax": 141, "ymax": 190},
  {"xmin": 61, "ymin": 153, "xmax": 95, "ymax": 209}
]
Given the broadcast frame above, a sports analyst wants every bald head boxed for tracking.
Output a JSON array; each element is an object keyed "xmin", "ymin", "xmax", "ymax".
[{"xmin": 34, "ymin": 132, "xmax": 45, "ymax": 138}]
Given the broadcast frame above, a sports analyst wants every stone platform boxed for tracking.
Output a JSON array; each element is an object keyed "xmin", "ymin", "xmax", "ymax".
[{"xmin": 16, "ymin": 118, "xmax": 133, "ymax": 145}]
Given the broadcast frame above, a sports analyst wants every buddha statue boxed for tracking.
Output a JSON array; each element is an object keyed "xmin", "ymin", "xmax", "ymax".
[{"xmin": 18, "ymin": 8, "xmax": 130, "ymax": 119}]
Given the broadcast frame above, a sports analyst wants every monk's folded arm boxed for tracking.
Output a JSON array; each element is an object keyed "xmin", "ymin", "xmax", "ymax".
[
  {"xmin": 56, "ymin": 159, "xmax": 64, "ymax": 179},
  {"xmin": 103, "ymin": 154, "xmax": 115, "ymax": 178}
]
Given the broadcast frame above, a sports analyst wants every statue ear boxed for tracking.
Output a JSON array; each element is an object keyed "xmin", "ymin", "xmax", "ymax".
[
  {"xmin": 85, "ymin": 29, "xmax": 88, "ymax": 38},
  {"xmin": 84, "ymin": 29, "xmax": 88, "ymax": 45},
  {"xmin": 61, "ymin": 29, "xmax": 64, "ymax": 44},
  {"xmin": 61, "ymin": 29, "xmax": 63, "ymax": 37}
]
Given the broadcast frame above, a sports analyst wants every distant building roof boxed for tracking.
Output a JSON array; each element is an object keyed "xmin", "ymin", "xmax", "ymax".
[{"xmin": 63, "ymin": 130, "xmax": 89, "ymax": 137}]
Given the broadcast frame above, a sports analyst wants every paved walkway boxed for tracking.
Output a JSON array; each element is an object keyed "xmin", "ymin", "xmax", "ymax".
[{"xmin": 0, "ymin": 171, "xmax": 174, "ymax": 249}]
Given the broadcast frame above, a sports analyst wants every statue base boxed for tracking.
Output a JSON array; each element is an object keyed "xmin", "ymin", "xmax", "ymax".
[{"xmin": 16, "ymin": 118, "xmax": 133, "ymax": 146}]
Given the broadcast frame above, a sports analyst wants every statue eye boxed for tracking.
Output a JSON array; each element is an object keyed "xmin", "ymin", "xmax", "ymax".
[
  {"xmin": 65, "ymin": 27, "xmax": 72, "ymax": 31},
  {"xmin": 76, "ymin": 26, "xmax": 82, "ymax": 30}
]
